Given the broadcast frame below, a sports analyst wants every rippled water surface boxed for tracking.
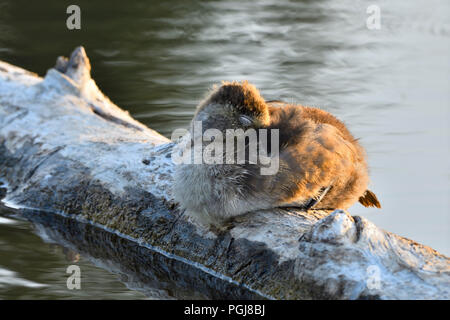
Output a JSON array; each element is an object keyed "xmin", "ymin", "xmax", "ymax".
[{"xmin": 0, "ymin": 0, "xmax": 449, "ymax": 299}]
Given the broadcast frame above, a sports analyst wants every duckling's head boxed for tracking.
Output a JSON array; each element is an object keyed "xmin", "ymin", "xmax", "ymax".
[{"xmin": 193, "ymin": 81, "xmax": 270, "ymax": 132}]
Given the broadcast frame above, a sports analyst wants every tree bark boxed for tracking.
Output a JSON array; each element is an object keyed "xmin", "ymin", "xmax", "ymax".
[{"xmin": 0, "ymin": 47, "xmax": 448, "ymax": 299}]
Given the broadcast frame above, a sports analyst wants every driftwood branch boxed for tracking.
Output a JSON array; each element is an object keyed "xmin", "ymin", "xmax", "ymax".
[{"xmin": 0, "ymin": 47, "xmax": 448, "ymax": 299}]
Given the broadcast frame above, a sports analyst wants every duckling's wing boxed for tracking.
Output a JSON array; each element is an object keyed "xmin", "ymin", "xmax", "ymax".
[
  {"xmin": 277, "ymin": 185, "xmax": 332, "ymax": 210},
  {"xmin": 303, "ymin": 185, "xmax": 333, "ymax": 209}
]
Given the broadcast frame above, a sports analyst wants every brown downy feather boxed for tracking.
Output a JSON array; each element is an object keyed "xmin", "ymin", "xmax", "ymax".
[{"xmin": 359, "ymin": 190, "xmax": 381, "ymax": 208}]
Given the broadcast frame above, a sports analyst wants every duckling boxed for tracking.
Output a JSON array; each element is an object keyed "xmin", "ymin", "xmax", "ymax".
[{"xmin": 173, "ymin": 81, "xmax": 380, "ymax": 226}]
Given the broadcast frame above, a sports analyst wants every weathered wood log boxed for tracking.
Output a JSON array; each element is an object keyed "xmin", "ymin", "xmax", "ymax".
[{"xmin": 0, "ymin": 47, "xmax": 449, "ymax": 299}]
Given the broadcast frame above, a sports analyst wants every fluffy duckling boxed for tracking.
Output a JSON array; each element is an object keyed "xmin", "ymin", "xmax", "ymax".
[{"xmin": 173, "ymin": 81, "xmax": 380, "ymax": 226}]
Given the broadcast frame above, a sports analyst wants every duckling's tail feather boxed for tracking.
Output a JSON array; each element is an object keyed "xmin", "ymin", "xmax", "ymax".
[{"xmin": 359, "ymin": 190, "xmax": 381, "ymax": 208}]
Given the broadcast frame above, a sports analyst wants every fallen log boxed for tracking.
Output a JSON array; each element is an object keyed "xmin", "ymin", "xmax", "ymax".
[{"xmin": 0, "ymin": 47, "xmax": 448, "ymax": 299}]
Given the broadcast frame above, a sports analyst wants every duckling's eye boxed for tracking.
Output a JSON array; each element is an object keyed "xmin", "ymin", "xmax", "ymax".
[{"xmin": 239, "ymin": 115, "xmax": 253, "ymax": 126}]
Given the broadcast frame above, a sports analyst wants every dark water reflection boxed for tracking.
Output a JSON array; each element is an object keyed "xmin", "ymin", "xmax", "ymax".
[
  {"xmin": 0, "ymin": 203, "xmax": 263, "ymax": 300},
  {"xmin": 0, "ymin": 201, "xmax": 147, "ymax": 299},
  {"xmin": 0, "ymin": 0, "xmax": 449, "ymax": 298}
]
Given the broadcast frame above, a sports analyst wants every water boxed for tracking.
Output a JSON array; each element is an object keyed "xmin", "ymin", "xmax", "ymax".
[
  {"xmin": 0, "ymin": 203, "xmax": 147, "ymax": 299},
  {"xmin": 0, "ymin": 0, "xmax": 449, "ymax": 298}
]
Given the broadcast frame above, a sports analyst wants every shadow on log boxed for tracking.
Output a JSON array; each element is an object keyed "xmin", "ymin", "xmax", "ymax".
[{"xmin": 0, "ymin": 47, "xmax": 449, "ymax": 299}]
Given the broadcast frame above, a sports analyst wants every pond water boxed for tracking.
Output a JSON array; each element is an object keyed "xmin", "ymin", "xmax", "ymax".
[
  {"xmin": 0, "ymin": 201, "xmax": 147, "ymax": 299},
  {"xmin": 0, "ymin": 0, "xmax": 449, "ymax": 299}
]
